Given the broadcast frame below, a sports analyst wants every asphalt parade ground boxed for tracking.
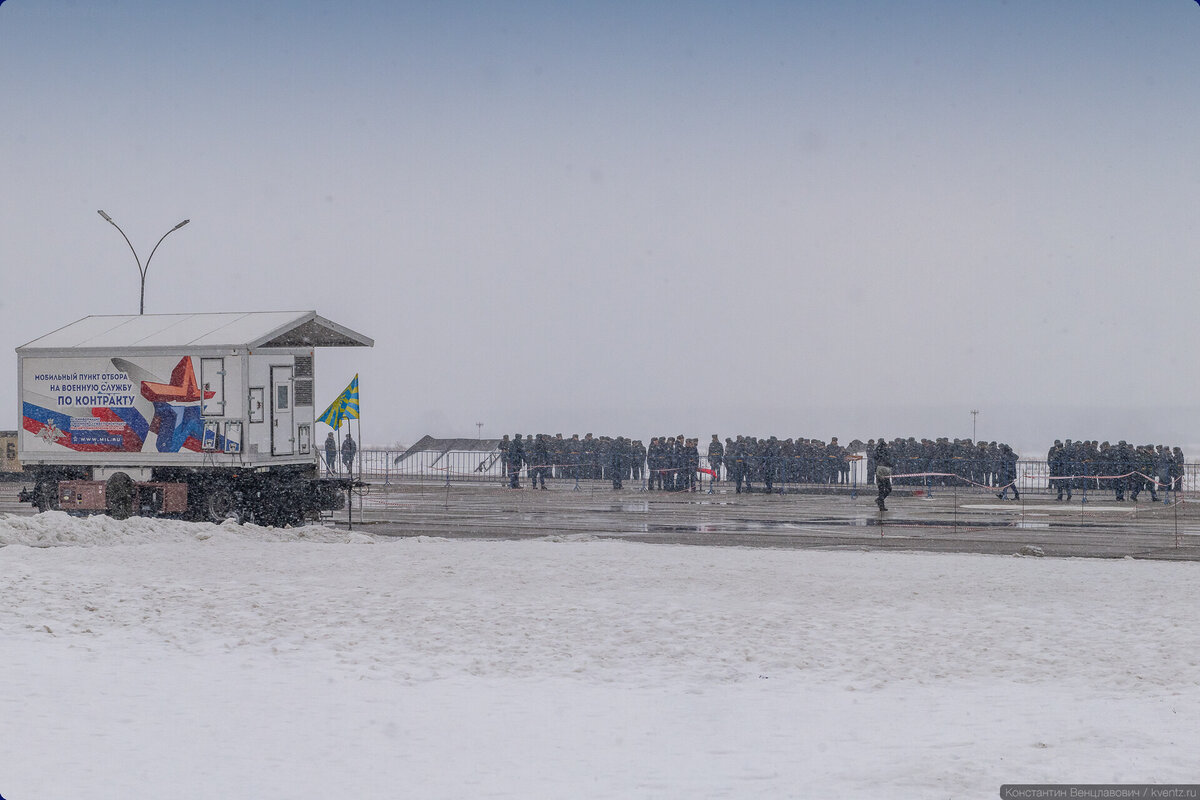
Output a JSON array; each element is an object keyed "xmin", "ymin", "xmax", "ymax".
[
  {"xmin": 4, "ymin": 479, "xmax": 1199, "ymax": 561},
  {"xmin": 330, "ymin": 479, "xmax": 1200, "ymax": 561}
]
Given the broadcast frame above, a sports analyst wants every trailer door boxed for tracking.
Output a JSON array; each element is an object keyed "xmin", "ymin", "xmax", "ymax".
[{"xmin": 270, "ymin": 365, "xmax": 294, "ymax": 456}]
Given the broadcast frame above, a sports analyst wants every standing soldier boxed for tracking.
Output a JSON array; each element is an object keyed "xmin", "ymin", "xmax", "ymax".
[
  {"xmin": 324, "ymin": 432, "xmax": 337, "ymax": 476},
  {"xmin": 707, "ymin": 435, "xmax": 724, "ymax": 485},
  {"xmin": 567, "ymin": 434, "xmax": 582, "ymax": 480},
  {"xmin": 1131, "ymin": 445, "xmax": 1158, "ymax": 502},
  {"xmin": 763, "ymin": 436, "xmax": 780, "ymax": 493},
  {"xmin": 685, "ymin": 438, "xmax": 700, "ymax": 491},
  {"xmin": 1050, "ymin": 440, "xmax": 1071, "ymax": 501},
  {"xmin": 498, "ymin": 434, "xmax": 511, "ymax": 482},
  {"xmin": 341, "ymin": 432, "xmax": 357, "ymax": 480},
  {"xmin": 1155, "ymin": 445, "xmax": 1171, "ymax": 500},
  {"xmin": 609, "ymin": 436, "xmax": 630, "ymax": 490},
  {"xmin": 646, "ymin": 437, "xmax": 662, "ymax": 491},
  {"xmin": 531, "ymin": 434, "xmax": 551, "ymax": 489},
  {"xmin": 734, "ymin": 436, "xmax": 751, "ymax": 494},
  {"xmin": 551, "ymin": 434, "xmax": 566, "ymax": 479},
  {"xmin": 669, "ymin": 435, "xmax": 684, "ymax": 491},
  {"xmin": 1170, "ymin": 447, "xmax": 1185, "ymax": 494},
  {"xmin": 1113, "ymin": 441, "xmax": 1132, "ymax": 501},
  {"xmin": 507, "ymin": 433, "xmax": 525, "ymax": 489}
]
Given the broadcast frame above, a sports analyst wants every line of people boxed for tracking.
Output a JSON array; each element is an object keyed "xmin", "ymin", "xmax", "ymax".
[
  {"xmin": 497, "ymin": 432, "xmax": 864, "ymax": 492},
  {"xmin": 494, "ymin": 433, "xmax": 1188, "ymax": 502},
  {"xmin": 498, "ymin": 433, "xmax": 646, "ymax": 488},
  {"xmin": 869, "ymin": 438, "xmax": 1021, "ymax": 509},
  {"xmin": 864, "ymin": 438, "xmax": 1019, "ymax": 488},
  {"xmin": 1047, "ymin": 440, "xmax": 1185, "ymax": 501}
]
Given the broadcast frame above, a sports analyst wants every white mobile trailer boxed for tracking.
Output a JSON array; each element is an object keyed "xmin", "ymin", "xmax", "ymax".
[{"xmin": 16, "ymin": 311, "xmax": 372, "ymax": 523}]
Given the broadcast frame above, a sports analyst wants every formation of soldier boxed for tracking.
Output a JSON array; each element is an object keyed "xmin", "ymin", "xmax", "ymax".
[
  {"xmin": 493, "ymin": 433, "xmax": 1187, "ymax": 498},
  {"xmin": 496, "ymin": 433, "xmax": 863, "ymax": 492},
  {"xmin": 1047, "ymin": 440, "xmax": 1185, "ymax": 501},
  {"xmin": 863, "ymin": 438, "xmax": 1020, "ymax": 488},
  {"xmin": 715, "ymin": 436, "xmax": 856, "ymax": 493},
  {"xmin": 498, "ymin": 433, "xmax": 646, "ymax": 489}
]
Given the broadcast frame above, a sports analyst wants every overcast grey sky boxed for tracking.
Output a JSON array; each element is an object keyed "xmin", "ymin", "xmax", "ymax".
[{"xmin": 3, "ymin": 1, "xmax": 1200, "ymax": 452}]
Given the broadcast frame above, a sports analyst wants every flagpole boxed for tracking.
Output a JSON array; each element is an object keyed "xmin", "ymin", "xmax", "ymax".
[{"xmin": 356, "ymin": 408, "xmax": 363, "ymax": 524}]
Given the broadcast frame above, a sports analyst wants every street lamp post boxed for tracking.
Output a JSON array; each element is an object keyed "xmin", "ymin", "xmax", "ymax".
[{"xmin": 97, "ymin": 210, "xmax": 190, "ymax": 314}]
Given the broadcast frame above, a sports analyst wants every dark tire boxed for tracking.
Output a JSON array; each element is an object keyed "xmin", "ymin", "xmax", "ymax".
[
  {"xmin": 34, "ymin": 480, "xmax": 60, "ymax": 513},
  {"xmin": 105, "ymin": 473, "xmax": 134, "ymax": 520},
  {"xmin": 204, "ymin": 487, "xmax": 243, "ymax": 524}
]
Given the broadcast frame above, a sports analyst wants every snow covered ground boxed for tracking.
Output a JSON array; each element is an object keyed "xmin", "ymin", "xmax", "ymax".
[{"xmin": 2, "ymin": 512, "xmax": 1197, "ymax": 799}]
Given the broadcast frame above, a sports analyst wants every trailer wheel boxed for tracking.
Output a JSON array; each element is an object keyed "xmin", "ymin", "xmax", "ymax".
[
  {"xmin": 105, "ymin": 473, "xmax": 134, "ymax": 520},
  {"xmin": 34, "ymin": 480, "xmax": 60, "ymax": 512},
  {"xmin": 205, "ymin": 488, "xmax": 244, "ymax": 524}
]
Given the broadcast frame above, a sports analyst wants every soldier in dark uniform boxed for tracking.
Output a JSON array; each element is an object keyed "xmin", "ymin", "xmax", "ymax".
[
  {"xmin": 762, "ymin": 436, "xmax": 780, "ymax": 493},
  {"xmin": 507, "ymin": 434, "xmax": 525, "ymax": 489},
  {"xmin": 1131, "ymin": 445, "xmax": 1158, "ymax": 502},
  {"xmin": 609, "ymin": 436, "xmax": 630, "ymax": 490},
  {"xmin": 670, "ymin": 435, "xmax": 685, "ymax": 491},
  {"xmin": 995, "ymin": 444, "xmax": 1020, "ymax": 500},
  {"xmin": 707, "ymin": 435, "xmax": 724, "ymax": 484},
  {"xmin": 1170, "ymin": 447, "xmax": 1185, "ymax": 494},
  {"xmin": 685, "ymin": 438, "xmax": 700, "ymax": 491},
  {"xmin": 1155, "ymin": 445, "xmax": 1170, "ymax": 500},
  {"xmin": 551, "ymin": 434, "xmax": 565, "ymax": 479},
  {"xmin": 644, "ymin": 438, "xmax": 657, "ymax": 490},
  {"xmin": 498, "ymin": 434, "xmax": 510, "ymax": 481},
  {"xmin": 1113, "ymin": 441, "xmax": 1132, "ymax": 501},
  {"xmin": 567, "ymin": 434, "xmax": 582, "ymax": 480},
  {"xmin": 874, "ymin": 438, "xmax": 893, "ymax": 511},
  {"xmin": 531, "ymin": 434, "xmax": 551, "ymax": 489},
  {"xmin": 733, "ymin": 436, "xmax": 750, "ymax": 494},
  {"xmin": 579, "ymin": 434, "xmax": 594, "ymax": 480},
  {"xmin": 1050, "ymin": 440, "xmax": 1071, "ymax": 501}
]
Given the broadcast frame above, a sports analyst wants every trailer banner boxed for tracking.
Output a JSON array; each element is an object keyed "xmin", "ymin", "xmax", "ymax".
[{"xmin": 22, "ymin": 355, "xmax": 225, "ymax": 454}]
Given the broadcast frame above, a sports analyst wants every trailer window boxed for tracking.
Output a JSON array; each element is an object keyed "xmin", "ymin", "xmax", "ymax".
[
  {"xmin": 201, "ymin": 358, "xmax": 226, "ymax": 416},
  {"xmin": 276, "ymin": 384, "xmax": 290, "ymax": 411}
]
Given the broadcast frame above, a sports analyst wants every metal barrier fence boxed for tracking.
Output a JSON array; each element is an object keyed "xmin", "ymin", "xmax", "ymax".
[{"xmin": 321, "ymin": 451, "xmax": 1200, "ymax": 495}]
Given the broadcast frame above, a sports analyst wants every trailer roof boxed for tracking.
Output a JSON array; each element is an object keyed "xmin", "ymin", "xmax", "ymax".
[{"xmin": 18, "ymin": 311, "xmax": 374, "ymax": 352}]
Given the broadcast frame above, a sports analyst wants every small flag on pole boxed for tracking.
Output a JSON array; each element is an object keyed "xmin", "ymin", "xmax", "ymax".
[{"xmin": 318, "ymin": 374, "xmax": 359, "ymax": 429}]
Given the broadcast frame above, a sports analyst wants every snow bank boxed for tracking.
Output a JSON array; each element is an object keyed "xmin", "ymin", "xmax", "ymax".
[
  {"xmin": 2, "ymin": 515, "xmax": 1198, "ymax": 798},
  {"xmin": 0, "ymin": 510, "xmax": 376, "ymax": 547}
]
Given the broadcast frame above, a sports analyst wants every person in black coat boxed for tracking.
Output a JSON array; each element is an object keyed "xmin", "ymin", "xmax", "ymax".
[
  {"xmin": 995, "ymin": 444, "xmax": 1020, "ymax": 500},
  {"xmin": 531, "ymin": 434, "xmax": 551, "ymax": 489},
  {"xmin": 707, "ymin": 435, "xmax": 724, "ymax": 484},
  {"xmin": 874, "ymin": 438, "xmax": 893, "ymax": 511},
  {"xmin": 507, "ymin": 434, "xmax": 525, "ymax": 489},
  {"xmin": 324, "ymin": 432, "xmax": 337, "ymax": 476},
  {"xmin": 609, "ymin": 437, "xmax": 630, "ymax": 490}
]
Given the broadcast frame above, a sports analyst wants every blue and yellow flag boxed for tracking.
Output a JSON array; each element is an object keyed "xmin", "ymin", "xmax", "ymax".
[{"xmin": 318, "ymin": 374, "xmax": 360, "ymax": 429}]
